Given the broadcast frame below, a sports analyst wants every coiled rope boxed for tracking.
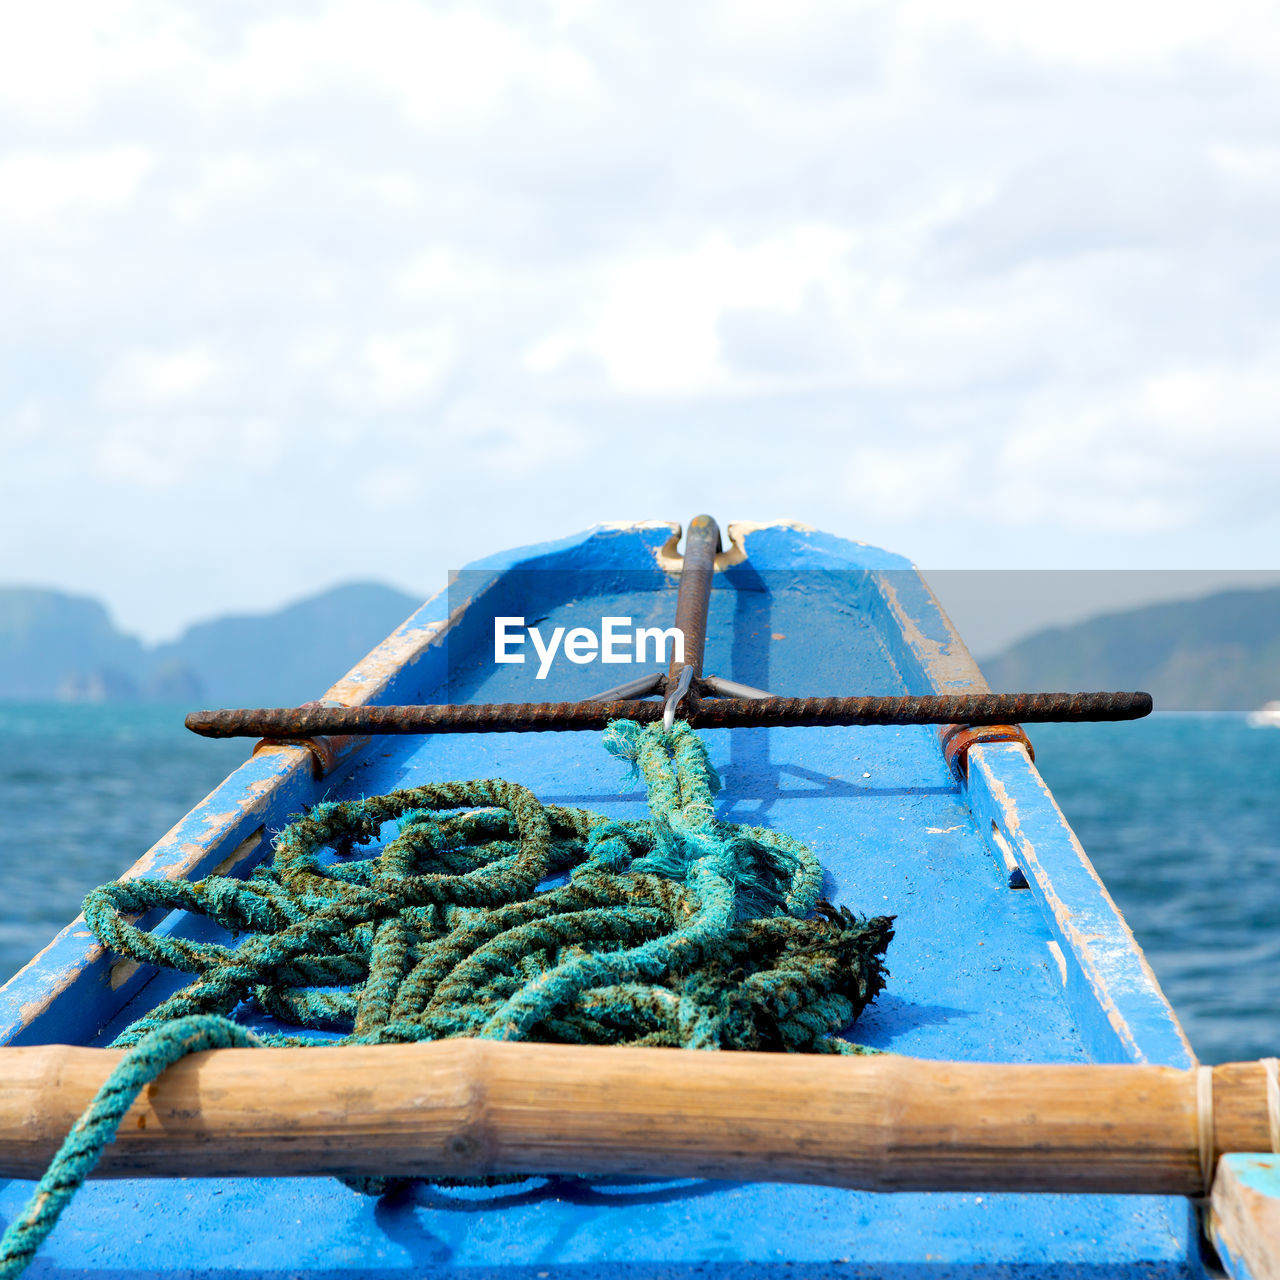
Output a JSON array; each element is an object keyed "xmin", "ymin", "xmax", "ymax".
[{"xmin": 0, "ymin": 720, "xmax": 892, "ymax": 1278}]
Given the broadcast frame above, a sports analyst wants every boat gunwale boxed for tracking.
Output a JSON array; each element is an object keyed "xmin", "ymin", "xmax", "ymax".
[{"xmin": 0, "ymin": 519, "xmax": 1194, "ymax": 1075}]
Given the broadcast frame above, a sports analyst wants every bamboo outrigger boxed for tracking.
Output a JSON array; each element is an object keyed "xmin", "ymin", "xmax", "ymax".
[{"xmin": 0, "ymin": 1042, "xmax": 1277, "ymax": 1196}]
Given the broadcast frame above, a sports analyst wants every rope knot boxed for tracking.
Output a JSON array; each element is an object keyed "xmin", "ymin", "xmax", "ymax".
[{"xmin": 582, "ymin": 820, "xmax": 634, "ymax": 872}]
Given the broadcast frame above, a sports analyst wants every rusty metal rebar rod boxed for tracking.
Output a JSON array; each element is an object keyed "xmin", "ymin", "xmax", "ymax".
[
  {"xmin": 187, "ymin": 691, "xmax": 1152, "ymax": 739},
  {"xmin": 668, "ymin": 514, "xmax": 720, "ymax": 681}
]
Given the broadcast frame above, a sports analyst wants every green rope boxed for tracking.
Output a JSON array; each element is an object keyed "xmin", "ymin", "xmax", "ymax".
[
  {"xmin": 0, "ymin": 721, "xmax": 893, "ymax": 1278},
  {"xmin": 0, "ymin": 1016, "xmax": 259, "ymax": 1279}
]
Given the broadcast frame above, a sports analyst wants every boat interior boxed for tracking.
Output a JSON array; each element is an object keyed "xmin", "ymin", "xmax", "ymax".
[{"xmin": 0, "ymin": 519, "xmax": 1212, "ymax": 1278}]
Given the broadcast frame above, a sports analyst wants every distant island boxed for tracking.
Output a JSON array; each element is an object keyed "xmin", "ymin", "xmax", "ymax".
[
  {"xmin": 0, "ymin": 580, "xmax": 1276, "ymax": 710},
  {"xmin": 0, "ymin": 583, "xmax": 425, "ymax": 706},
  {"xmin": 979, "ymin": 586, "xmax": 1280, "ymax": 711}
]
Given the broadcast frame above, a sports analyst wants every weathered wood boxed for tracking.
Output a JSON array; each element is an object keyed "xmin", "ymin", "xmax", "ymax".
[
  {"xmin": 1211, "ymin": 1153, "xmax": 1280, "ymax": 1280},
  {"xmin": 0, "ymin": 1042, "xmax": 1277, "ymax": 1192}
]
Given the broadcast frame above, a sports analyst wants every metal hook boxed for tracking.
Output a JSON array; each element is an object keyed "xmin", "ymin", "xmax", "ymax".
[{"xmin": 662, "ymin": 665, "xmax": 694, "ymax": 731}]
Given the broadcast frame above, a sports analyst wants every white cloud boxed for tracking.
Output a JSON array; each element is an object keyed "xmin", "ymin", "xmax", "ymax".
[
  {"xmin": 1211, "ymin": 144, "xmax": 1280, "ymax": 187},
  {"xmin": 165, "ymin": 153, "xmax": 276, "ymax": 226},
  {"xmin": 357, "ymin": 464, "xmax": 425, "ymax": 508},
  {"xmin": 903, "ymin": 0, "xmax": 1253, "ymax": 67},
  {"xmin": 842, "ymin": 440, "xmax": 976, "ymax": 522},
  {"xmin": 344, "ymin": 328, "xmax": 458, "ymax": 408},
  {"xmin": 94, "ymin": 420, "xmax": 198, "ymax": 489},
  {"xmin": 0, "ymin": 147, "xmax": 153, "ymax": 223},
  {"xmin": 100, "ymin": 346, "xmax": 222, "ymax": 408},
  {"xmin": 215, "ymin": 4, "xmax": 603, "ymax": 137},
  {"xmin": 536, "ymin": 226, "xmax": 855, "ymax": 394},
  {"xmin": 93, "ymin": 415, "xmax": 284, "ymax": 490}
]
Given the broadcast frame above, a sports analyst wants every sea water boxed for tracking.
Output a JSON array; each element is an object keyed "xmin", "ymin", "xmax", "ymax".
[
  {"xmin": 0, "ymin": 705, "xmax": 1275, "ymax": 1063},
  {"xmin": 1032, "ymin": 714, "xmax": 1280, "ymax": 1063}
]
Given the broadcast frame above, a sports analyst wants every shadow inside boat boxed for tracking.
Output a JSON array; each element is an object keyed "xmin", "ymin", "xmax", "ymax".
[
  {"xmin": 850, "ymin": 992, "xmax": 975, "ymax": 1048},
  {"xmin": 381, "ymin": 1175, "xmax": 736, "ymax": 1216},
  {"xmin": 370, "ymin": 1177, "xmax": 740, "ymax": 1272},
  {"xmin": 371, "ymin": 1175, "xmax": 738, "ymax": 1265},
  {"xmin": 536, "ymin": 767, "xmax": 956, "ymax": 812}
]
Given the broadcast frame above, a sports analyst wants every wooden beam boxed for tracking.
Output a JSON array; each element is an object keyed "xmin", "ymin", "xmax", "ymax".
[
  {"xmin": 0, "ymin": 1041, "xmax": 1277, "ymax": 1193},
  {"xmin": 1212, "ymin": 1154, "xmax": 1280, "ymax": 1280}
]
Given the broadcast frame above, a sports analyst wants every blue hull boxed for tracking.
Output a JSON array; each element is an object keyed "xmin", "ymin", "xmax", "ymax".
[{"xmin": 0, "ymin": 522, "xmax": 1210, "ymax": 1277}]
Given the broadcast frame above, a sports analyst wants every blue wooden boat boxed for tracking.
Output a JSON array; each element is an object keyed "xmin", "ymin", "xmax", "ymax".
[{"xmin": 1, "ymin": 518, "xmax": 1276, "ymax": 1279}]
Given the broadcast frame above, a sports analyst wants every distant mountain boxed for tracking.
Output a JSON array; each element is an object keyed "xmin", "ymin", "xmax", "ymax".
[
  {"xmin": 980, "ymin": 586, "xmax": 1280, "ymax": 711},
  {"xmin": 0, "ymin": 582, "xmax": 424, "ymax": 704},
  {"xmin": 0, "ymin": 589, "xmax": 146, "ymax": 701},
  {"xmin": 153, "ymin": 583, "xmax": 424, "ymax": 706}
]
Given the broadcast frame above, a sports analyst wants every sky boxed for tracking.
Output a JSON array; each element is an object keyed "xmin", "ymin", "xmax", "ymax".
[{"xmin": 3, "ymin": 0, "xmax": 1279, "ymax": 648}]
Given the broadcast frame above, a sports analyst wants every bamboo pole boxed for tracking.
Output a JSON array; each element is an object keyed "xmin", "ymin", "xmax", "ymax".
[{"xmin": 0, "ymin": 1041, "xmax": 1276, "ymax": 1193}]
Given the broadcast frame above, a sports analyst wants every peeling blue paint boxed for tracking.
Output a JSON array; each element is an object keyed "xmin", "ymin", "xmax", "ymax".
[
  {"xmin": 1224, "ymin": 1153, "xmax": 1280, "ymax": 1200},
  {"xmin": 965, "ymin": 745, "xmax": 1195, "ymax": 1068},
  {"xmin": 1212, "ymin": 1154, "xmax": 1280, "ymax": 1280}
]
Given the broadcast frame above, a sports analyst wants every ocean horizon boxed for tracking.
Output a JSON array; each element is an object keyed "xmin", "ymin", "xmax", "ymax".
[{"xmin": 0, "ymin": 703, "xmax": 1275, "ymax": 1063}]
